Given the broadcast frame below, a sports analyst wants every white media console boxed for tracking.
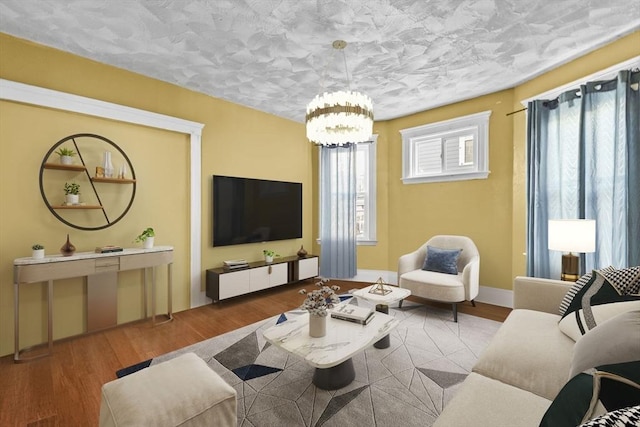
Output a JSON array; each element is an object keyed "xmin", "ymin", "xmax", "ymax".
[{"xmin": 206, "ymin": 255, "xmax": 319, "ymax": 302}]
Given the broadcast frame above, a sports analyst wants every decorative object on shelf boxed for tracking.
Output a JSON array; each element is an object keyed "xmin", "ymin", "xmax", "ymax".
[
  {"xmin": 63, "ymin": 182, "xmax": 80, "ymax": 205},
  {"xmin": 118, "ymin": 163, "xmax": 128, "ymax": 179},
  {"xmin": 135, "ymin": 227, "xmax": 155, "ymax": 249},
  {"xmin": 31, "ymin": 244, "xmax": 45, "ymax": 259},
  {"xmin": 297, "ymin": 245, "xmax": 308, "ymax": 258},
  {"xmin": 263, "ymin": 249, "xmax": 279, "ymax": 263},
  {"xmin": 55, "ymin": 147, "xmax": 76, "ymax": 165},
  {"xmin": 368, "ymin": 277, "xmax": 393, "ymax": 296},
  {"xmin": 103, "ymin": 151, "xmax": 114, "ymax": 178},
  {"xmin": 95, "ymin": 166, "xmax": 105, "ymax": 178},
  {"xmin": 299, "ymin": 278, "xmax": 341, "ymax": 338},
  {"xmin": 306, "ymin": 40, "xmax": 373, "ymax": 146},
  {"xmin": 60, "ymin": 234, "xmax": 76, "ymax": 256}
]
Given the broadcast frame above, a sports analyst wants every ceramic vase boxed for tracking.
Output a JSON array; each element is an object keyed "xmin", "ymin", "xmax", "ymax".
[
  {"xmin": 143, "ymin": 236, "xmax": 154, "ymax": 249},
  {"xmin": 60, "ymin": 234, "xmax": 76, "ymax": 256},
  {"xmin": 297, "ymin": 245, "xmax": 308, "ymax": 258},
  {"xmin": 265, "ymin": 255, "xmax": 273, "ymax": 263},
  {"xmin": 60, "ymin": 155, "xmax": 73, "ymax": 165},
  {"xmin": 65, "ymin": 194, "xmax": 79, "ymax": 205},
  {"xmin": 103, "ymin": 151, "xmax": 114, "ymax": 178},
  {"xmin": 308, "ymin": 313, "xmax": 326, "ymax": 338}
]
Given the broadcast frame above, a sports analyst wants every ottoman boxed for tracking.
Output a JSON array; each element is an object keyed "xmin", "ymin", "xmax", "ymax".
[{"xmin": 100, "ymin": 352, "xmax": 237, "ymax": 427}]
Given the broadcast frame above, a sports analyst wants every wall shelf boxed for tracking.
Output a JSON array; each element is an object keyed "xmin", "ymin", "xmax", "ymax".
[
  {"xmin": 43, "ymin": 163, "xmax": 87, "ymax": 172},
  {"xmin": 51, "ymin": 205, "xmax": 104, "ymax": 209},
  {"xmin": 91, "ymin": 177, "xmax": 136, "ymax": 184}
]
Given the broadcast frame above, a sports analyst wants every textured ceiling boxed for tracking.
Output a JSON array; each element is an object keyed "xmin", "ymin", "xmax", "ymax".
[{"xmin": 1, "ymin": 0, "xmax": 639, "ymax": 122}]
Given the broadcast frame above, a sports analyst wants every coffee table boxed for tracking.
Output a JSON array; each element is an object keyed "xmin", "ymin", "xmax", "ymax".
[
  {"xmin": 262, "ymin": 307, "xmax": 399, "ymax": 390},
  {"xmin": 352, "ymin": 284, "xmax": 411, "ymax": 348}
]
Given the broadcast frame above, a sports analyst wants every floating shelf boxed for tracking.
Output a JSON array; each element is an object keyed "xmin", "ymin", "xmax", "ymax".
[
  {"xmin": 91, "ymin": 177, "xmax": 137, "ymax": 184},
  {"xmin": 43, "ymin": 163, "xmax": 86, "ymax": 171},
  {"xmin": 51, "ymin": 205, "xmax": 104, "ymax": 210}
]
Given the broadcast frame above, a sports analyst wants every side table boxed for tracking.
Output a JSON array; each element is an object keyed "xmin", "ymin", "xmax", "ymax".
[{"xmin": 352, "ymin": 284, "xmax": 411, "ymax": 348}]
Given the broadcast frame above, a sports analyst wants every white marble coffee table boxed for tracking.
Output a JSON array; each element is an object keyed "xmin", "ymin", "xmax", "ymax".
[
  {"xmin": 262, "ymin": 308, "xmax": 399, "ymax": 390},
  {"xmin": 352, "ymin": 284, "xmax": 411, "ymax": 348}
]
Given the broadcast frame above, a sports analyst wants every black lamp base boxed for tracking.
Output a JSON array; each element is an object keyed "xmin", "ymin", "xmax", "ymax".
[{"xmin": 561, "ymin": 253, "xmax": 580, "ymax": 282}]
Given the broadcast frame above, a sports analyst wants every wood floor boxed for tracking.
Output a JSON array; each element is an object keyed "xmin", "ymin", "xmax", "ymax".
[{"xmin": 0, "ymin": 280, "xmax": 511, "ymax": 426}]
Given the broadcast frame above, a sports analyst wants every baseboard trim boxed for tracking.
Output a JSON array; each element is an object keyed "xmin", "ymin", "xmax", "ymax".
[{"xmin": 337, "ymin": 269, "xmax": 514, "ymax": 308}]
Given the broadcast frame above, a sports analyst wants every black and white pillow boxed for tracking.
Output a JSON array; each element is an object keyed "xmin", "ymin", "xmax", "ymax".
[
  {"xmin": 578, "ymin": 405, "xmax": 640, "ymax": 427},
  {"xmin": 559, "ymin": 266, "xmax": 615, "ymax": 316},
  {"xmin": 605, "ymin": 266, "xmax": 640, "ymax": 295}
]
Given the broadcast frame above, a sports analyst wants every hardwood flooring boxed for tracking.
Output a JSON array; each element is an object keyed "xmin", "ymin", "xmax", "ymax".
[{"xmin": 0, "ymin": 280, "xmax": 510, "ymax": 426}]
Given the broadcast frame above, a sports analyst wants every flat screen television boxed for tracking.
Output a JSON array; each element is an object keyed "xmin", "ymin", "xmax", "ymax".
[{"xmin": 212, "ymin": 175, "xmax": 302, "ymax": 247}]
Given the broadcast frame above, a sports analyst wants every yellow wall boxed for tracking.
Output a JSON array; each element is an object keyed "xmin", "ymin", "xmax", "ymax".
[
  {"xmin": 1, "ymin": 30, "xmax": 638, "ymax": 357},
  {"xmin": 0, "ymin": 33, "xmax": 311, "ymax": 357}
]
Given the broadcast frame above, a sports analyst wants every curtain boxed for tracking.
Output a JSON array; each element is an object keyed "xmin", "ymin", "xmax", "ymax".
[
  {"xmin": 526, "ymin": 70, "xmax": 640, "ymax": 278},
  {"xmin": 319, "ymin": 144, "xmax": 357, "ymax": 278}
]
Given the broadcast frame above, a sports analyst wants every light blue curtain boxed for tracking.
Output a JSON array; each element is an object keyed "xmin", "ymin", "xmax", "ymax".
[
  {"xmin": 319, "ymin": 144, "xmax": 357, "ymax": 278},
  {"xmin": 527, "ymin": 70, "xmax": 640, "ymax": 278}
]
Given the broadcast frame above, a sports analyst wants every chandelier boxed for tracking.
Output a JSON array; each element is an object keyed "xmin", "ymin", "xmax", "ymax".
[{"xmin": 306, "ymin": 40, "xmax": 374, "ymax": 146}]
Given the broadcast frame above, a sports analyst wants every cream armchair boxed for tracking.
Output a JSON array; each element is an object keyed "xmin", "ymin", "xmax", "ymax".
[{"xmin": 397, "ymin": 235, "xmax": 480, "ymax": 322}]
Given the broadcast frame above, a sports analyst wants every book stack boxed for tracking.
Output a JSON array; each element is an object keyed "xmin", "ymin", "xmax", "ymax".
[
  {"xmin": 223, "ymin": 259, "xmax": 249, "ymax": 269},
  {"xmin": 330, "ymin": 304, "xmax": 375, "ymax": 325}
]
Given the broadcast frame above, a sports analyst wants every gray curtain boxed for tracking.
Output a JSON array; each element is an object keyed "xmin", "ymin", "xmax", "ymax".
[
  {"xmin": 526, "ymin": 70, "xmax": 640, "ymax": 278},
  {"xmin": 319, "ymin": 144, "xmax": 357, "ymax": 278}
]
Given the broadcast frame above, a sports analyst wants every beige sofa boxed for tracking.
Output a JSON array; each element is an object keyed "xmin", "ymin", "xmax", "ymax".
[{"xmin": 434, "ymin": 276, "xmax": 580, "ymax": 426}]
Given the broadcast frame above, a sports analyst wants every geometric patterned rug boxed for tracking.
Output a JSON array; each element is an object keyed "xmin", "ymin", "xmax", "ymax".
[{"xmin": 127, "ymin": 296, "xmax": 502, "ymax": 426}]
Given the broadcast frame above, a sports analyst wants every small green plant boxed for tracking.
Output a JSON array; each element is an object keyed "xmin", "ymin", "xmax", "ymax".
[
  {"xmin": 135, "ymin": 227, "xmax": 155, "ymax": 243},
  {"xmin": 64, "ymin": 182, "xmax": 80, "ymax": 195},
  {"xmin": 32, "ymin": 244, "xmax": 44, "ymax": 250},
  {"xmin": 263, "ymin": 249, "xmax": 279, "ymax": 258},
  {"xmin": 55, "ymin": 147, "xmax": 76, "ymax": 157}
]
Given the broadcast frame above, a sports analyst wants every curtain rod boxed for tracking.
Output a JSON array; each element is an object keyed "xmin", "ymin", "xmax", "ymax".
[{"xmin": 506, "ymin": 107, "xmax": 527, "ymax": 117}]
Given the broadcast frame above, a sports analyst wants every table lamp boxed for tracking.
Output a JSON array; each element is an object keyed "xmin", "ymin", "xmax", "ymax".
[{"xmin": 548, "ymin": 219, "xmax": 596, "ymax": 281}]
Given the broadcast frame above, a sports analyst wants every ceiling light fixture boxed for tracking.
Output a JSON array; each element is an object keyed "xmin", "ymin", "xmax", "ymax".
[{"xmin": 306, "ymin": 40, "xmax": 374, "ymax": 146}]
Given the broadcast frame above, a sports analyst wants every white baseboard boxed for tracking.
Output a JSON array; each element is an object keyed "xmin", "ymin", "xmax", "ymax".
[{"xmin": 338, "ymin": 269, "xmax": 514, "ymax": 308}]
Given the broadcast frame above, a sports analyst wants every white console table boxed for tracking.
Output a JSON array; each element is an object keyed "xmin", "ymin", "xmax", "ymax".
[{"xmin": 13, "ymin": 246, "xmax": 173, "ymax": 362}]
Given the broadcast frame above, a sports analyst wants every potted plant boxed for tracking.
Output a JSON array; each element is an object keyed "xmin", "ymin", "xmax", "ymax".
[
  {"xmin": 263, "ymin": 249, "xmax": 279, "ymax": 263},
  {"xmin": 31, "ymin": 244, "xmax": 45, "ymax": 259},
  {"xmin": 135, "ymin": 227, "xmax": 155, "ymax": 249},
  {"xmin": 55, "ymin": 147, "xmax": 76, "ymax": 165},
  {"xmin": 299, "ymin": 278, "xmax": 341, "ymax": 337},
  {"xmin": 63, "ymin": 182, "xmax": 80, "ymax": 205}
]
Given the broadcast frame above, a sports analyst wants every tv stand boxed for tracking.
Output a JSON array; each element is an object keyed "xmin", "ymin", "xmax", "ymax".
[{"xmin": 206, "ymin": 255, "xmax": 319, "ymax": 303}]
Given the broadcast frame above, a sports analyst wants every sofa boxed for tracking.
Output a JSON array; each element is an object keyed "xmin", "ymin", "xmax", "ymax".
[{"xmin": 434, "ymin": 274, "xmax": 640, "ymax": 427}]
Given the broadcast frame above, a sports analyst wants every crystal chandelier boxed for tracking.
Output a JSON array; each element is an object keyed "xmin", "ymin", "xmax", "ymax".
[{"xmin": 306, "ymin": 40, "xmax": 374, "ymax": 146}]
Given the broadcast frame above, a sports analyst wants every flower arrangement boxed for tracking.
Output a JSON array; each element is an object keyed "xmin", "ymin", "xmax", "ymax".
[
  {"xmin": 299, "ymin": 278, "xmax": 341, "ymax": 316},
  {"xmin": 263, "ymin": 249, "xmax": 279, "ymax": 258}
]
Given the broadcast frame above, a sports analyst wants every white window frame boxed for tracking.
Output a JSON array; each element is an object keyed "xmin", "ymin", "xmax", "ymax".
[
  {"xmin": 356, "ymin": 135, "xmax": 377, "ymax": 245},
  {"xmin": 400, "ymin": 110, "xmax": 491, "ymax": 184}
]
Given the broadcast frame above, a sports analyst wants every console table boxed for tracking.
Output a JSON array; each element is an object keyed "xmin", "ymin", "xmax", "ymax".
[
  {"xmin": 13, "ymin": 246, "xmax": 173, "ymax": 362},
  {"xmin": 206, "ymin": 255, "xmax": 318, "ymax": 303}
]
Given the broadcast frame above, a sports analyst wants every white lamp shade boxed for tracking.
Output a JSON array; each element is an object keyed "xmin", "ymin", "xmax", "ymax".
[{"xmin": 548, "ymin": 219, "xmax": 596, "ymax": 253}]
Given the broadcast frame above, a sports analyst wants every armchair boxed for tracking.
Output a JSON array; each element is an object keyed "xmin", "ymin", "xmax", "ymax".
[{"xmin": 397, "ymin": 235, "xmax": 480, "ymax": 322}]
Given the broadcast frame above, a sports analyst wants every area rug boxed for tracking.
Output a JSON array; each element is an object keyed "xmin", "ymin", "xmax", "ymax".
[{"xmin": 120, "ymin": 297, "xmax": 502, "ymax": 426}]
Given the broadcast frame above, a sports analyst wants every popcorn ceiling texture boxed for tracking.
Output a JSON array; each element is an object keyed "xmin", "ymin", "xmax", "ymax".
[{"xmin": 0, "ymin": 0, "xmax": 638, "ymax": 121}]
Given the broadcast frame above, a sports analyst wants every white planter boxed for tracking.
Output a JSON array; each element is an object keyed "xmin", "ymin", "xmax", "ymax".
[
  {"xmin": 32, "ymin": 249, "xmax": 45, "ymax": 259},
  {"xmin": 60, "ymin": 155, "xmax": 73, "ymax": 165},
  {"xmin": 65, "ymin": 194, "xmax": 79, "ymax": 205},
  {"xmin": 143, "ymin": 236, "xmax": 154, "ymax": 249},
  {"xmin": 265, "ymin": 255, "xmax": 273, "ymax": 263}
]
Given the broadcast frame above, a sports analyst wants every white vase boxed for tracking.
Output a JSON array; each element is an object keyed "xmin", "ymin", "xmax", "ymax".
[
  {"xmin": 66, "ymin": 194, "xmax": 79, "ymax": 205},
  {"xmin": 60, "ymin": 155, "xmax": 73, "ymax": 165},
  {"xmin": 265, "ymin": 255, "xmax": 273, "ymax": 263},
  {"xmin": 143, "ymin": 236, "xmax": 154, "ymax": 249},
  {"xmin": 103, "ymin": 151, "xmax": 114, "ymax": 178},
  {"xmin": 32, "ymin": 249, "xmax": 45, "ymax": 259},
  {"xmin": 308, "ymin": 313, "xmax": 327, "ymax": 338}
]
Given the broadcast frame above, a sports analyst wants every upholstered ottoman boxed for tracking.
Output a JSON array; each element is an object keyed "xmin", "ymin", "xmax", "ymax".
[{"xmin": 99, "ymin": 352, "xmax": 237, "ymax": 427}]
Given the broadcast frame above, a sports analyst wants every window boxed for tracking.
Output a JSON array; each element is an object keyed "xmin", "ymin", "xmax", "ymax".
[
  {"xmin": 400, "ymin": 111, "xmax": 491, "ymax": 184},
  {"xmin": 355, "ymin": 135, "xmax": 377, "ymax": 244}
]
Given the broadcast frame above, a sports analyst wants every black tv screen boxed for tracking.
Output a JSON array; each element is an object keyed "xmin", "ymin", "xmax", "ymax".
[{"xmin": 213, "ymin": 175, "xmax": 302, "ymax": 247}]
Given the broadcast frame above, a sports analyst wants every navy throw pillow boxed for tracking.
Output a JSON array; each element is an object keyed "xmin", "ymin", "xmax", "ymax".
[{"xmin": 422, "ymin": 246, "xmax": 461, "ymax": 275}]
